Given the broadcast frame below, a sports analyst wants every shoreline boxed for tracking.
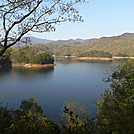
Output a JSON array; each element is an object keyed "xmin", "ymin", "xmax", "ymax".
[
  {"xmin": 55, "ymin": 56, "xmax": 134, "ymax": 61},
  {"xmin": 73, "ymin": 57, "xmax": 113, "ymax": 61},
  {"xmin": 12, "ymin": 63, "xmax": 56, "ymax": 68},
  {"xmin": 10, "ymin": 56, "xmax": 134, "ymax": 68},
  {"xmin": 112, "ymin": 56, "xmax": 134, "ymax": 59}
]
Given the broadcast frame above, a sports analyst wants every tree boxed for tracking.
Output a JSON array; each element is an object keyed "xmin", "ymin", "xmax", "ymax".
[
  {"xmin": 0, "ymin": 97, "xmax": 59, "ymax": 134},
  {"xmin": 11, "ymin": 46, "xmax": 39, "ymax": 63},
  {"xmin": 61, "ymin": 101, "xmax": 97, "ymax": 134},
  {"xmin": 0, "ymin": 45, "xmax": 12, "ymax": 67},
  {"xmin": 97, "ymin": 60, "xmax": 134, "ymax": 134},
  {"xmin": 11, "ymin": 46, "xmax": 54, "ymax": 64},
  {"xmin": 80, "ymin": 50, "xmax": 112, "ymax": 58},
  {"xmin": 29, "ymin": 52, "xmax": 54, "ymax": 64},
  {"xmin": 0, "ymin": 0, "xmax": 87, "ymax": 56},
  {"xmin": 0, "ymin": 106, "xmax": 13, "ymax": 134}
]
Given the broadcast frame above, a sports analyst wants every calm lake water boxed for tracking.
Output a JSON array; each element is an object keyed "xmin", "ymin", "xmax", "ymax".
[{"xmin": 0, "ymin": 59, "xmax": 124, "ymax": 121}]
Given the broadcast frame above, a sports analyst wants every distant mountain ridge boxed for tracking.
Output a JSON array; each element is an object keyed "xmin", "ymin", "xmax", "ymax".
[
  {"xmin": 1, "ymin": 32, "xmax": 134, "ymax": 45},
  {"xmin": 49, "ymin": 38, "xmax": 85, "ymax": 44},
  {"xmin": 28, "ymin": 36, "xmax": 86, "ymax": 45},
  {"xmin": 29, "ymin": 32, "xmax": 134, "ymax": 45},
  {"xmin": 29, "ymin": 36, "xmax": 53, "ymax": 44},
  {"xmin": 84, "ymin": 32, "xmax": 134, "ymax": 44}
]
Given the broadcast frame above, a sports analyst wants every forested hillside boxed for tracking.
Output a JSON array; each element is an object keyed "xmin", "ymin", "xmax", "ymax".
[{"xmin": 32, "ymin": 33, "xmax": 134, "ymax": 56}]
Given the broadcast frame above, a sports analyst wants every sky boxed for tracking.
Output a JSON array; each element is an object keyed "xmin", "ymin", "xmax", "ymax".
[{"xmin": 30, "ymin": 0, "xmax": 134, "ymax": 40}]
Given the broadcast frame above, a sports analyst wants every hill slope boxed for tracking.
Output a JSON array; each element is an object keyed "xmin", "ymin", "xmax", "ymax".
[
  {"xmin": 79, "ymin": 33, "xmax": 134, "ymax": 56},
  {"xmin": 31, "ymin": 33, "xmax": 134, "ymax": 56}
]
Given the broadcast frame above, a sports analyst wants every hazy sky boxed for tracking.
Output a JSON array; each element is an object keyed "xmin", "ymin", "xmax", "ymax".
[{"xmin": 30, "ymin": 0, "xmax": 134, "ymax": 40}]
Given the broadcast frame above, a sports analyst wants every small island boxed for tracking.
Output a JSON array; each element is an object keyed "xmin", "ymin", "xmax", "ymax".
[{"xmin": 0, "ymin": 46, "xmax": 55, "ymax": 68}]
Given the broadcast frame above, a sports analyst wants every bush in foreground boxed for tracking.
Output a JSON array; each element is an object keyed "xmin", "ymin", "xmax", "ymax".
[
  {"xmin": 0, "ymin": 98, "xmax": 59, "ymax": 134},
  {"xmin": 97, "ymin": 60, "xmax": 134, "ymax": 133}
]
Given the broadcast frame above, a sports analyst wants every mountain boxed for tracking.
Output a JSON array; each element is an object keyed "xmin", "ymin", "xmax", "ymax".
[
  {"xmin": 30, "ymin": 32, "xmax": 134, "ymax": 45},
  {"xmin": 29, "ymin": 36, "xmax": 53, "ymax": 44},
  {"xmin": 1, "ymin": 36, "xmax": 86, "ymax": 48},
  {"xmin": 111, "ymin": 33, "xmax": 134, "ymax": 40},
  {"xmin": 28, "ymin": 36, "xmax": 86, "ymax": 45},
  {"xmin": 80, "ymin": 32, "xmax": 134, "ymax": 56},
  {"xmin": 49, "ymin": 38, "xmax": 85, "ymax": 45},
  {"xmin": 11, "ymin": 33, "xmax": 134, "ymax": 56},
  {"xmin": 32, "ymin": 32, "xmax": 134, "ymax": 56}
]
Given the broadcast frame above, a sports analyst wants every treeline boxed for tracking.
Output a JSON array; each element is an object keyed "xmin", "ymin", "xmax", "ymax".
[
  {"xmin": 32, "ymin": 42, "xmax": 134, "ymax": 57},
  {"xmin": 0, "ymin": 60, "xmax": 134, "ymax": 134},
  {"xmin": 32, "ymin": 44, "xmax": 113, "ymax": 57},
  {"xmin": 80, "ymin": 50, "xmax": 112, "ymax": 58}
]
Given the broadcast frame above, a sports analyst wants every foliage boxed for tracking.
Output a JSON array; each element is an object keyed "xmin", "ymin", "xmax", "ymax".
[
  {"xmin": 0, "ymin": 45, "xmax": 12, "ymax": 66},
  {"xmin": 11, "ymin": 46, "xmax": 34, "ymax": 63},
  {"xmin": 80, "ymin": 33, "xmax": 134, "ymax": 57},
  {"xmin": 29, "ymin": 52, "xmax": 54, "ymax": 64},
  {"xmin": 0, "ymin": 98, "xmax": 59, "ymax": 134},
  {"xmin": 97, "ymin": 60, "xmax": 134, "ymax": 134},
  {"xmin": 61, "ymin": 101, "xmax": 97, "ymax": 134},
  {"xmin": 11, "ymin": 48, "xmax": 29, "ymax": 64},
  {"xmin": 11, "ymin": 46, "xmax": 54, "ymax": 64},
  {"xmin": 0, "ymin": 0, "xmax": 86, "ymax": 55},
  {"xmin": 0, "ymin": 106, "xmax": 13, "ymax": 134},
  {"xmin": 80, "ymin": 50, "xmax": 112, "ymax": 58}
]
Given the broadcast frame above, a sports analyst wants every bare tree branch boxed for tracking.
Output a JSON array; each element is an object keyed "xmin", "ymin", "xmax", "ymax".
[{"xmin": 0, "ymin": 0, "xmax": 87, "ymax": 56}]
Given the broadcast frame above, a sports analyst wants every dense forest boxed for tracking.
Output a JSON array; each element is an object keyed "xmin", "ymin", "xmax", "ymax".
[
  {"xmin": 80, "ymin": 50, "xmax": 112, "ymax": 58},
  {"xmin": 0, "ymin": 60, "xmax": 134, "ymax": 134}
]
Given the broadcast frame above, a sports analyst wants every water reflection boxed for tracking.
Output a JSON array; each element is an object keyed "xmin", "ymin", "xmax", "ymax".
[
  {"xmin": 0, "ymin": 66, "xmax": 54, "ymax": 80},
  {"xmin": 55, "ymin": 58, "xmax": 126, "ymax": 64},
  {"xmin": 55, "ymin": 58, "xmax": 78, "ymax": 64},
  {"xmin": 12, "ymin": 66, "xmax": 54, "ymax": 75},
  {"xmin": 55, "ymin": 58, "xmax": 113, "ymax": 64}
]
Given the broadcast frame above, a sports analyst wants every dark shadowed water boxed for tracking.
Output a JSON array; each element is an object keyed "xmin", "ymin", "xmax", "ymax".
[{"xmin": 0, "ymin": 59, "xmax": 124, "ymax": 121}]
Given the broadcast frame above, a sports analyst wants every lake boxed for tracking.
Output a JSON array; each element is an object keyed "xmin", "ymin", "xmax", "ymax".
[{"xmin": 0, "ymin": 59, "xmax": 124, "ymax": 121}]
